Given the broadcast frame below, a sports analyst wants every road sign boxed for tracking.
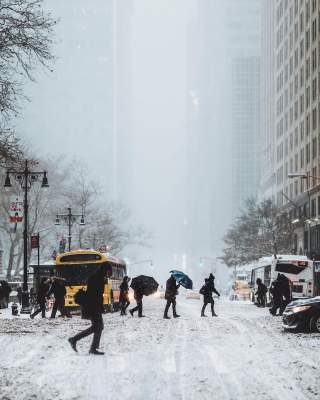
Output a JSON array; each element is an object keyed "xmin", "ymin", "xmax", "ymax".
[{"xmin": 9, "ymin": 196, "xmax": 23, "ymax": 223}]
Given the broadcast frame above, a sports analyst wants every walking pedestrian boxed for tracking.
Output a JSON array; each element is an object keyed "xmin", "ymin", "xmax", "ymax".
[
  {"xmin": 0, "ymin": 281, "xmax": 12, "ymax": 308},
  {"xmin": 68, "ymin": 264, "xmax": 112, "ymax": 355},
  {"xmin": 200, "ymin": 274, "xmax": 220, "ymax": 317},
  {"xmin": 119, "ymin": 276, "xmax": 130, "ymax": 315},
  {"xmin": 163, "ymin": 274, "xmax": 180, "ymax": 319},
  {"xmin": 47, "ymin": 278, "xmax": 71, "ymax": 318},
  {"xmin": 129, "ymin": 289, "xmax": 144, "ymax": 317},
  {"xmin": 255, "ymin": 278, "xmax": 268, "ymax": 307},
  {"xmin": 30, "ymin": 278, "xmax": 50, "ymax": 319},
  {"xmin": 278, "ymin": 274, "xmax": 291, "ymax": 314}
]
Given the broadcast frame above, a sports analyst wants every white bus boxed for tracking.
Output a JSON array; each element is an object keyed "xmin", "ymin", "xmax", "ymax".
[{"xmin": 250, "ymin": 255, "xmax": 313, "ymax": 301}]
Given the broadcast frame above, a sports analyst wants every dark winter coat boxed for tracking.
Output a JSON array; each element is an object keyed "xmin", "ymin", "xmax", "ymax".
[
  {"xmin": 256, "ymin": 282, "xmax": 268, "ymax": 296},
  {"xmin": 84, "ymin": 269, "xmax": 106, "ymax": 317},
  {"xmin": 47, "ymin": 280, "xmax": 66, "ymax": 300},
  {"xmin": 270, "ymin": 280, "xmax": 283, "ymax": 303},
  {"xmin": 202, "ymin": 280, "xmax": 220, "ymax": 302},
  {"xmin": 119, "ymin": 280, "xmax": 129, "ymax": 303},
  {"xmin": 1, "ymin": 282, "xmax": 11, "ymax": 300},
  {"xmin": 165, "ymin": 276, "xmax": 179, "ymax": 300},
  {"xmin": 37, "ymin": 282, "xmax": 50, "ymax": 304},
  {"xmin": 133, "ymin": 289, "xmax": 143, "ymax": 302}
]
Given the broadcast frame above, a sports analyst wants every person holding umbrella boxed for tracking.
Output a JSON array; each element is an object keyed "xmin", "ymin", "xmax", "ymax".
[
  {"xmin": 163, "ymin": 274, "xmax": 180, "ymax": 319},
  {"xmin": 129, "ymin": 275, "xmax": 159, "ymax": 317}
]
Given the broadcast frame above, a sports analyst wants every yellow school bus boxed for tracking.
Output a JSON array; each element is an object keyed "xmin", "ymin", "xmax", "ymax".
[{"xmin": 55, "ymin": 249, "xmax": 127, "ymax": 310}]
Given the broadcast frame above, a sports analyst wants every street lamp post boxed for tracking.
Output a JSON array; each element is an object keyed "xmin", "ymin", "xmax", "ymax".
[
  {"xmin": 4, "ymin": 160, "xmax": 49, "ymax": 313},
  {"xmin": 55, "ymin": 207, "xmax": 85, "ymax": 252}
]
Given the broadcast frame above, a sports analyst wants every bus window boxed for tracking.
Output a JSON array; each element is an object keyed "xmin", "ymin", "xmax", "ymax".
[
  {"xmin": 275, "ymin": 261, "xmax": 308, "ymax": 274},
  {"xmin": 264, "ymin": 265, "xmax": 271, "ymax": 287}
]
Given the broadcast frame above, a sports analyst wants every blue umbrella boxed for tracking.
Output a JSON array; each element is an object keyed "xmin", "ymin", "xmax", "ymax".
[{"xmin": 170, "ymin": 270, "xmax": 193, "ymax": 289}]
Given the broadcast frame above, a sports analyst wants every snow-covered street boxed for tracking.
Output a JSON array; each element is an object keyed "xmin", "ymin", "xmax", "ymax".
[{"xmin": 0, "ymin": 297, "xmax": 320, "ymax": 400}]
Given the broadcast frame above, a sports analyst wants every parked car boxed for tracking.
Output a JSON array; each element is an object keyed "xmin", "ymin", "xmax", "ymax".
[{"xmin": 282, "ymin": 296, "xmax": 320, "ymax": 332}]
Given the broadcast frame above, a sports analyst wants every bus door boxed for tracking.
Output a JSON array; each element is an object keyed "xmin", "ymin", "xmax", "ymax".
[{"xmin": 313, "ymin": 261, "xmax": 320, "ymax": 297}]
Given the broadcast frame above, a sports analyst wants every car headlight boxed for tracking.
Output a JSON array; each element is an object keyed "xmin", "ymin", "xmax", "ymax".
[{"xmin": 288, "ymin": 305, "xmax": 311, "ymax": 314}]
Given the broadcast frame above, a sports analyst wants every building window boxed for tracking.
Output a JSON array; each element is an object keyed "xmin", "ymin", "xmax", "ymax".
[
  {"xmin": 300, "ymin": 121, "xmax": 305, "ymax": 140},
  {"xmin": 300, "ymin": 148, "xmax": 305, "ymax": 168},
  {"xmin": 312, "ymin": 107, "xmax": 317, "ymax": 130},
  {"xmin": 311, "ymin": 198, "xmax": 316, "ymax": 217},
  {"xmin": 306, "ymin": 143, "xmax": 311, "ymax": 163},
  {"xmin": 306, "ymin": 113, "xmax": 310, "ymax": 135},
  {"xmin": 306, "ymin": 86, "xmax": 310, "ymax": 108},
  {"xmin": 312, "ymin": 137, "xmax": 317, "ymax": 159},
  {"xmin": 312, "ymin": 77, "xmax": 317, "ymax": 101}
]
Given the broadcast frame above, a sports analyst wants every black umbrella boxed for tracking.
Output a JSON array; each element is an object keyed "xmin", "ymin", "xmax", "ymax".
[{"xmin": 130, "ymin": 275, "xmax": 159, "ymax": 296}]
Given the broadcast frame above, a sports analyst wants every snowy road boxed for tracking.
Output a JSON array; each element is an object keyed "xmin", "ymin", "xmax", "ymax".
[{"xmin": 0, "ymin": 298, "xmax": 320, "ymax": 400}]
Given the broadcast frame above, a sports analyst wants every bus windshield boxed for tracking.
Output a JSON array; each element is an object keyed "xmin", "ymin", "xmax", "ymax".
[
  {"xmin": 56, "ymin": 263, "xmax": 105, "ymax": 285},
  {"xmin": 275, "ymin": 261, "xmax": 309, "ymax": 275}
]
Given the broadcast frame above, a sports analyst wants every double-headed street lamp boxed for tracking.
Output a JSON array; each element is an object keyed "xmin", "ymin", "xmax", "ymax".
[
  {"xmin": 55, "ymin": 207, "xmax": 85, "ymax": 252},
  {"xmin": 4, "ymin": 160, "xmax": 49, "ymax": 313}
]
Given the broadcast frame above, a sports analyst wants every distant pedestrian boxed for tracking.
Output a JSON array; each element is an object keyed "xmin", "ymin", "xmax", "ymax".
[
  {"xmin": 47, "ymin": 278, "xmax": 71, "ymax": 318},
  {"xmin": 0, "ymin": 283, "xmax": 4, "ymax": 309},
  {"xmin": 0, "ymin": 281, "xmax": 12, "ymax": 308},
  {"xmin": 269, "ymin": 275, "xmax": 284, "ymax": 316},
  {"xmin": 68, "ymin": 264, "xmax": 112, "ymax": 355},
  {"xmin": 30, "ymin": 278, "xmax": 50, "ymax": 319},
  {"xmin": 200, "ymin": 274, "xmax": 220, "ymax": 317},
  {"xmin": 129, "ymin": 289, "xmax": 144, "ymax": 317},
  {"xmin": 255, "ymin": 278, "xmax": 268, "ymax": 307},
  {"xmin": 119, "ymin": 276, "xmax": 130, "ymax": 315},
  {"xmin": 16, "ymin": 285, "xmax": 22, "ymax": 305},
  {"xmin": 163, "ymin": 274, "xmax": 180, "ymax": 319},
  {"xmin": 278, "ymin": 274, "xmax": 291, "ymax": 313}
]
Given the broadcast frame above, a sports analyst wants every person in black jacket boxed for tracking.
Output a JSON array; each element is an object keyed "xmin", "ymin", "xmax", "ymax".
[
  {"xmin": 255, "ymin": 278, "xmax": 268, "ymax": 307},
  {"xmin": 30, "ymin": 278, "xmax": 50, "ymax": 319},
  {"xmin": 119, "ymin": 276, "xmax": 130, "ymax": 315},
  {"xmin": 47, "ymin": 278, "xmax": 70, "ymax": 318},
  {"xmin": 1, "ymin": 281, "xmax": 12, "ymax": 308},
  {"xmin": 129, "ymin": 288, "xmax": 144, "ymax": 317},
  {"xmin": 269, "ymin": 275, "xmax": 284, "ymax": 316},
  {"xmin": 201, "ymin": 274, "xmax": 220, "ymax": 317},
  {"xmin": 68, "ymin": 264, "xmax": 112, "ymax": 355},
  {"xmin": 163, "ymin": 275, "xmax": 180, "ymax": 319}
]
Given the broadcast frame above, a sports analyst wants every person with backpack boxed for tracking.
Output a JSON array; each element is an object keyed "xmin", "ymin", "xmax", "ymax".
[
  {"xmin": 163, "ymin": 274, "xmax": 180, "ymax": 319},
  {"xmin": 255, "ymin": 278, "xmax": 268, "ymax": 307},
  {"xmin": 200, "ymin": 274, "xmax": 220, "ymax": 317},
  {"xmin": 30, "ymin": 278, "xmax": 50, "ymax": 319},
  {"xmin": 119, "ymin": 276, "xmax": 131, "ymax": 316},
  {"xmin": 68, "ymin": 264, "xmax": 112, "ymax": 355}
]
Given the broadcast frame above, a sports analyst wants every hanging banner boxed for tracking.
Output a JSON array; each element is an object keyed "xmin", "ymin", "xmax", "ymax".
[
  {"xmin": 31, "ymin": 235, "xmax": 39, "ymax": 249},
  {"xmin": 9, "ymin": 196, "xmax": 23, "ymax": 223}
]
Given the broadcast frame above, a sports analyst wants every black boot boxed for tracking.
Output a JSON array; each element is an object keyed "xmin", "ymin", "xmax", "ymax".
[
  {"xmin": 163, "ymin": 314, "xmax": 170, "ymax": 319},
  {"xmin": 89, "ymin": 349, "xmax": 105, "ymax": 355}
]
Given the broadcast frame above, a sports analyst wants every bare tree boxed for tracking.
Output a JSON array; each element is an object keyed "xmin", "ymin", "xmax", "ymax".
[
  {"xmin": 221, "ymin": 198, "xmax": 295, "ymax": 268},
  {"xmin": 0, "ymin": 0, "xmax": 56, "ymax": 118}
]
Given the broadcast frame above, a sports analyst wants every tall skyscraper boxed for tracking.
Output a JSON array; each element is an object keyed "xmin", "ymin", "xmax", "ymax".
[
  {"xmin": 225, "ymin": 0, "xmax": 262, "ymax": 219},
  {"xmin": 261, "ymin": 0, "xmax": 320, "ymax": 257}
]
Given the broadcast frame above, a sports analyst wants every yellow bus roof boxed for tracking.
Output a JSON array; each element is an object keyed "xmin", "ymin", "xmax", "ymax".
[{"xmin": 55, "ymin": 249, "xmax": 126, "ymax": 266}]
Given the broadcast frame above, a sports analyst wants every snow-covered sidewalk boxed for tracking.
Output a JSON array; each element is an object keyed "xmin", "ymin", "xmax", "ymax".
[{"xmin": 0, "ymin": 298, "xmax": 319, "ymax": 400}]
